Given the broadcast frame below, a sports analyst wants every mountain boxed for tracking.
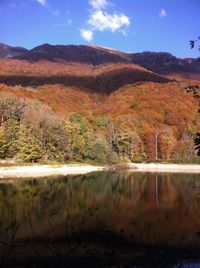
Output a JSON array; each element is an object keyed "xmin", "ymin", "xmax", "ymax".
[
  {"xmin": 1, "ymin": 43, "xmax": 199, "ymax": 81},
  {"xmin": 130, "ymin": 51, "xmax": 200, "ymax": 81},
  {"xmin": 0, "ymin": 44, "xmax": 171, "ymax": 94},
  {"xmin": 0, "ymin": 60, "xmax": 170, "ymax": 93},
  {"xmin": 15, "ymin": 43, "xmax": 127, "ymax": 65},
  {"xmin": 0, "ymin": 43, "xmax": 199, "ymax": 162},
  {"xmin": 0, "ymin": 43, "xmax": 28, "ymax": 59}
]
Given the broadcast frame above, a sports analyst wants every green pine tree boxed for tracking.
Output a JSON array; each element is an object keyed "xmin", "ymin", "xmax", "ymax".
[
  {"xmin": 17, "ymin": 126, "xmax": 42, "ymax": 162},
  {"xmin": 0, "ymin": 127, "xmax": 6, "ymax": 158},
  {"xmin": 4, "ymin": 117, "xmax": 20, "ymax": 158}
]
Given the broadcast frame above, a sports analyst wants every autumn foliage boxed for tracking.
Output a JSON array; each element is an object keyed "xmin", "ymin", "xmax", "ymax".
[{"xmin": 0, "ymin": 53, "xmax": 199, "ymax": 163}]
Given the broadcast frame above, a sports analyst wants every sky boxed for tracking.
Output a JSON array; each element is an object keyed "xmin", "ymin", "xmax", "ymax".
[{"xmin": 0, "ymin": 0, "xmax": 199, "ymax": 58}]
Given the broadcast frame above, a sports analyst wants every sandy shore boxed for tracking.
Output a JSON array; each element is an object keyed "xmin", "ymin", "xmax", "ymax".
[
  {"xmin": 0, "ymin": 163, "xmax": 200, "ymax": 179},
  {"xmin": 129, "ymin": 163, "xmax": 200, "ymax": 174},
  {"xmin": 0, "ymin": 165, "xmax": 105, "ymax": 179}
]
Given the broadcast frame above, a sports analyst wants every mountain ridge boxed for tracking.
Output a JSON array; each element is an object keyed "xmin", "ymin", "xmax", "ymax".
[
  {"xmin": 0, "ymin": 43, "xmax": 28, "ymax": 59},
  {"xmin": 1, "ymin": 42, "xmax": 199, "ymax": 82}
]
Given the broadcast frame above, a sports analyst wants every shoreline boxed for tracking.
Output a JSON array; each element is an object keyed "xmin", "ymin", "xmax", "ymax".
[
  {"xmin": 0, "ymin": 163, "xmax": 200, "ymax": 179},
  {"xmin": 0, "ymin": 164, "xmax": 105, "ymax": 179},
  {"xmin": 128, "ymin": 163, "xmax": 200, "ymax": 174}
]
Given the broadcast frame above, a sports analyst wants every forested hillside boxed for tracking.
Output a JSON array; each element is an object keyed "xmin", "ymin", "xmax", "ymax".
[{"xmin": 0, "ymin": 44, "xmax": 199, "ymax": 164}]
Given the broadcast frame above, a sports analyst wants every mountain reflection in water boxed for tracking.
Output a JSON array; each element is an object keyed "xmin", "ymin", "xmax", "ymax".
[{"xmin": 0, "ymin": 171, "xmax": 200, "ymax": 267}]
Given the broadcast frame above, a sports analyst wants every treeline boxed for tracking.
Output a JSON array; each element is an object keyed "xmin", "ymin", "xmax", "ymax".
[{"xmin": 0, "ymin": 99, "xmax": 198, "ymax": 164}]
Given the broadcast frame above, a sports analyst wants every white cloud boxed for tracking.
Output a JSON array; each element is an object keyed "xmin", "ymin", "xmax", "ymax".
[
  {"xmin": 80, "ymin": 0, "xmax": 130, "ymax": 41},
  {"xmin": 80, "ymin": 29, "xmax": 94, "ymax": 42},
  {"xmin": 36, "ymin": 0, "xmax": 46, "ymax": 6},
  {"xmin": 89, "ymin": 0, "xmax": 109, "ymax": 10},
  {"xmin": 159, "ymin": 9, "xmax": 167, "ymax": 18},
  {"xmin": 88, "ymin": 10, "xmax": 130, "ymax": 32}
]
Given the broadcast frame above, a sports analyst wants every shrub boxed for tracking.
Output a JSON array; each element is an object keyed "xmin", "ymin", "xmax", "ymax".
[{"xmin": 88, "ymin": 138, "xmax": 118, "ymax": 164}]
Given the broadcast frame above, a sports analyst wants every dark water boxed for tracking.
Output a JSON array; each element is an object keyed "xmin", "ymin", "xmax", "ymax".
[{"xmin": 0, "ymin": 171, "xmax": 200, "ymax": 267}]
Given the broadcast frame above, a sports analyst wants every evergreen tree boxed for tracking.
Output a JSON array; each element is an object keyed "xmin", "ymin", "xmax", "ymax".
[
  {"xmin": 65, "ymin": 121, "xmax": 86, "ymax": 161},
  {"xmin": 40, "ymin": 121, "xmax": 69, "ymax": 162},
  {"xmin": 17, "ymin": 126, "xmax": 42, "ymax": 162},
  {"xmin": 4, "ymin": 117, "xmax": 20, "ymax": 158},
  {"xmin": 0, "ymin": 127, "xmax": 6, "ymax": 158}
]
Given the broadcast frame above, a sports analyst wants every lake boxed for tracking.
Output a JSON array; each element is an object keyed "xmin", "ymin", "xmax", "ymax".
[{"xmin": 0, "ymin": 171, "xmax": 200, "ymax": 267}]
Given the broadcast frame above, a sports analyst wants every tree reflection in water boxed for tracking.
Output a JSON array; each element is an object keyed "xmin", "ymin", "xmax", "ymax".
[{"xmin": 0, "ymin": 171, "xmax": 200, "ymax": 267}]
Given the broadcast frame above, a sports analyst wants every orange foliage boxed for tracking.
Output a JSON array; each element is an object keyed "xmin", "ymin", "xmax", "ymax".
[{"xmin": 0, "ymin": 56, "xmax": 199, "ymax": 161}]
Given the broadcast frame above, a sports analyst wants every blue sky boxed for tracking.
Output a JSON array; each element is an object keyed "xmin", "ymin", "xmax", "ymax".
[{"xmin": 0, "ymin": 0, "xmax": 199, "ymax": 57}]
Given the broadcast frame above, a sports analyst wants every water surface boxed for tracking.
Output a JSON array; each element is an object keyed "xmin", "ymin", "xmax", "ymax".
[{"xmin": 0, "ymin": 171, "xmax": 200, "ymax": 267}]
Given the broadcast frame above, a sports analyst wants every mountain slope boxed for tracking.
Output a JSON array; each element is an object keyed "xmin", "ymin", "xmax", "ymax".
[
  {"xmin": 0, "ymin": 43, "xmax": 198, "ymax": 82},
  {"xmin": 130, "ymin": 52, "xmax": 200, "ymax": 81},
  {"xmin": 15, "ymin": 43, "xmax": 127, "ymax": 65},
  {"xmin": 0, "ymin": 43, "xmax": 28, "ymax": 59},
  {"xmin": 0, "ymin": 43, "xmax": 199, "ymax": 81},
  {"xmin": 0, "ymin": 43, "xmax": 199, "ymax": 162},
  {"xmin": 0, "ymin": 60, "xmax": 170, "ymax": 93}
]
